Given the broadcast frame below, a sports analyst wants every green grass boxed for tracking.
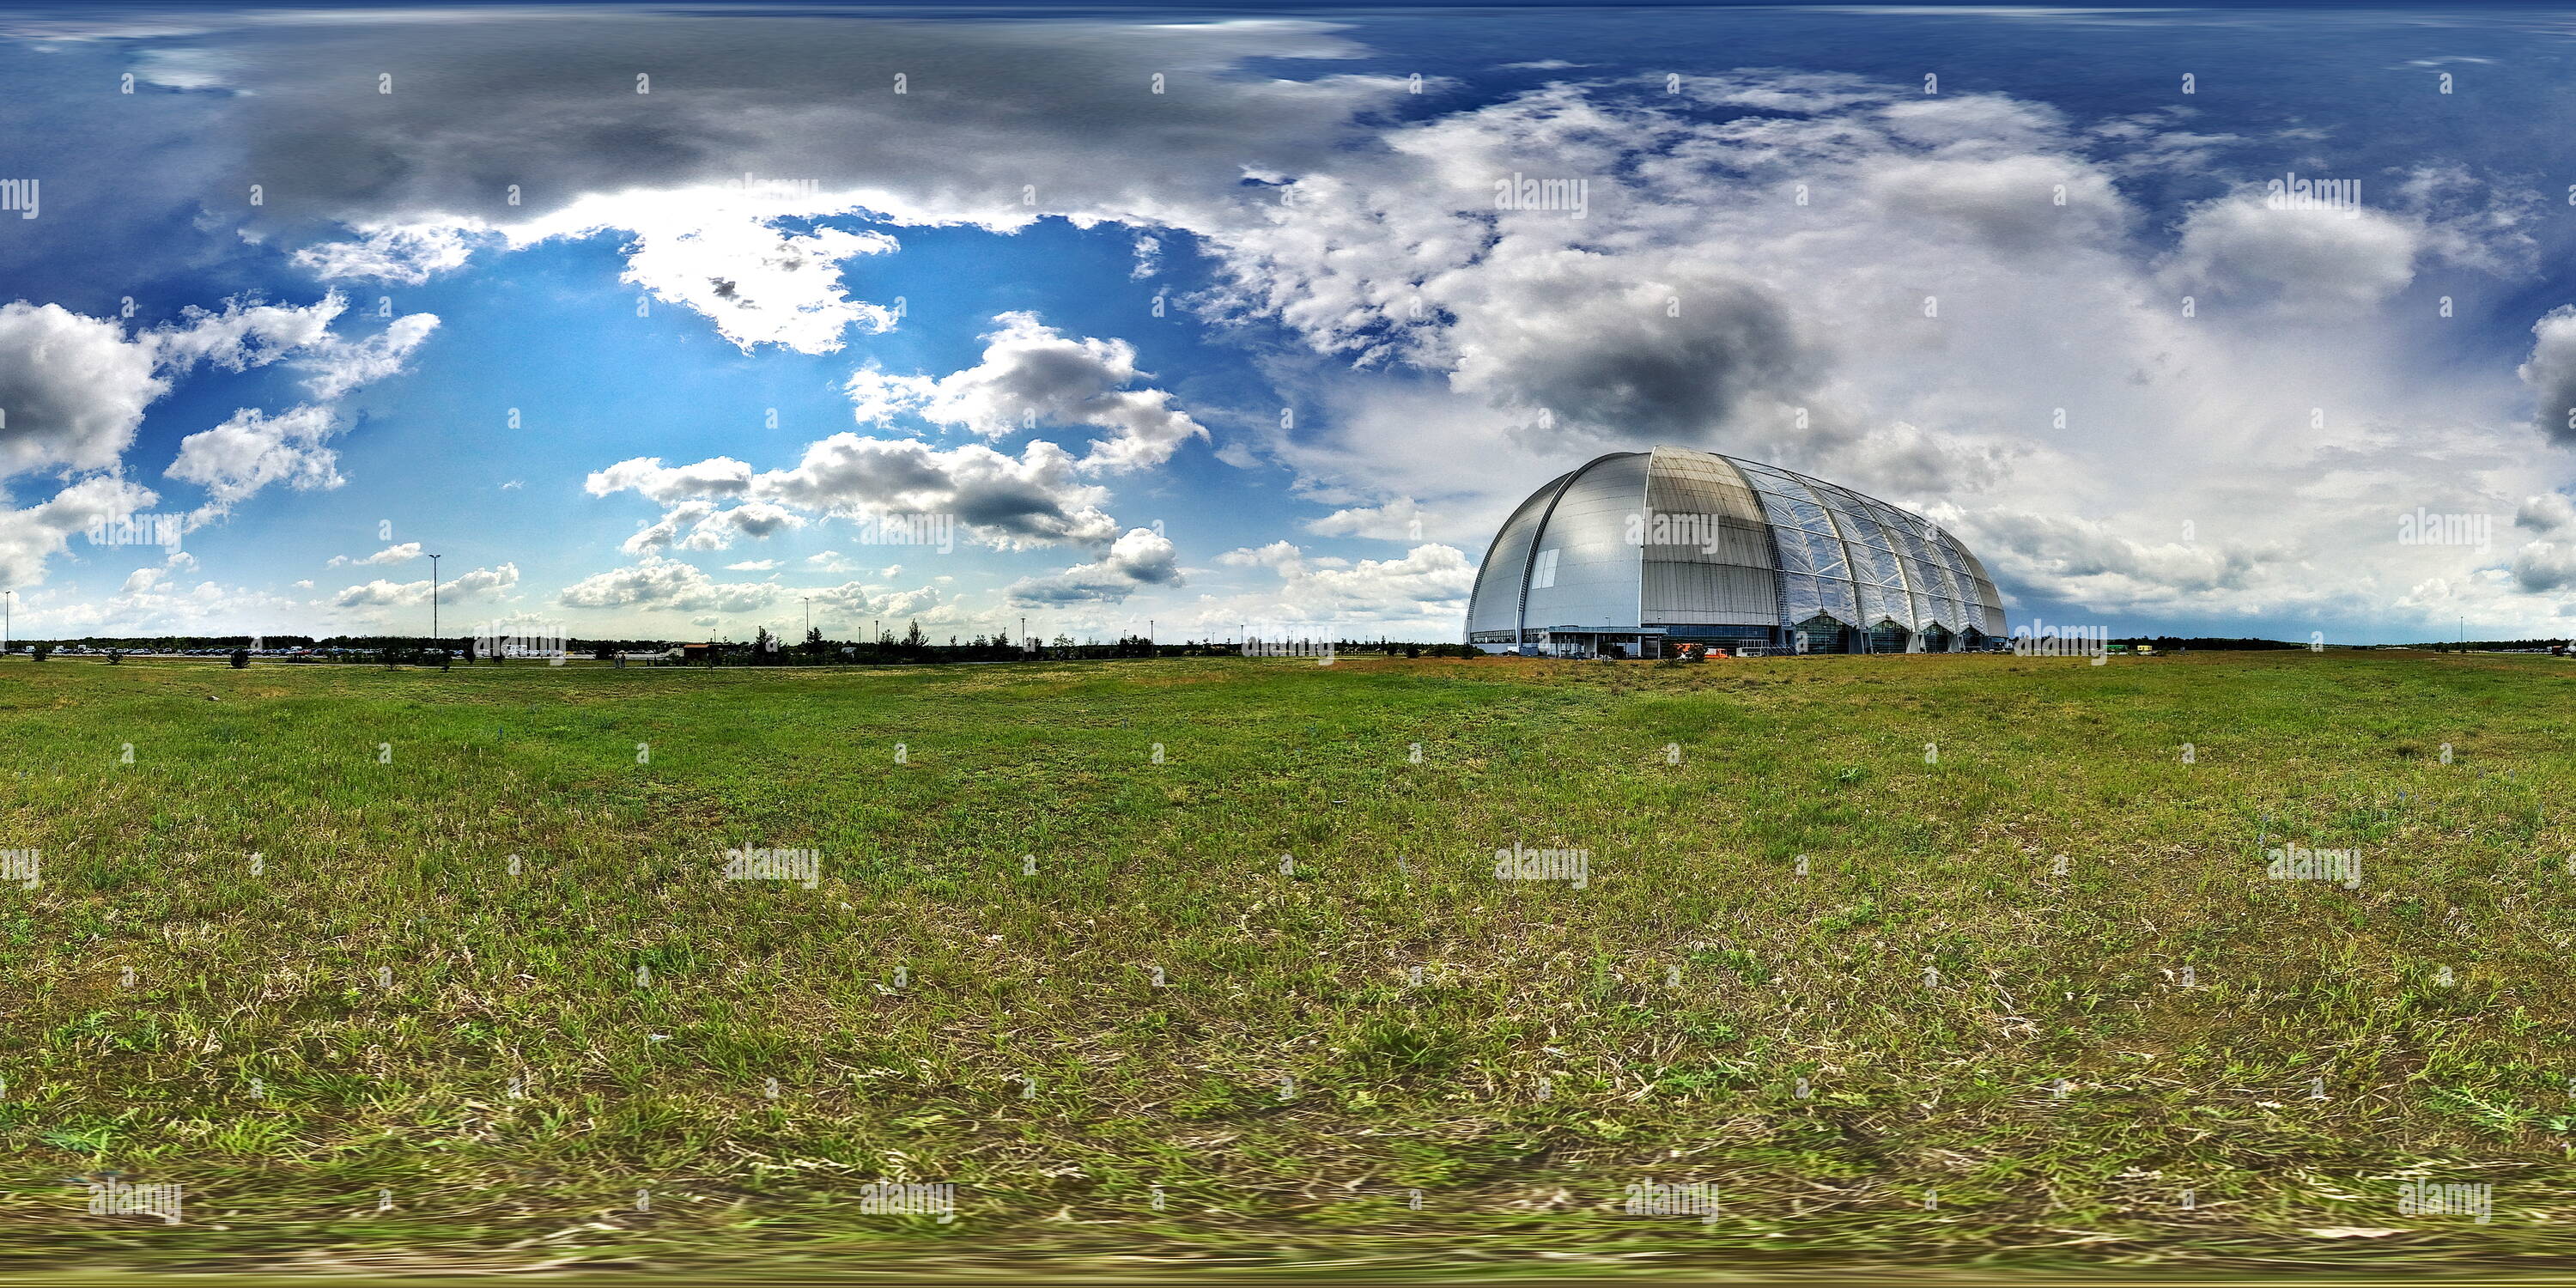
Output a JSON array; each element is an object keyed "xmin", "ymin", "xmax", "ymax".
[{"xmin": 2, "ymin": 649, "xmax": 2573, "ymax": 1277}]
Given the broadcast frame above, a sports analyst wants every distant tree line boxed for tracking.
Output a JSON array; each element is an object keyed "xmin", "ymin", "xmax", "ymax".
[
  {"xmin": 2105, "ymin": 635, "xmax": 2576, "ymax": 653},
  {"xmin": 2407, "ymin": 637, "xmax": 2570, "ymax": 653},
  {"xmin": 703, "ymin": 626, "xmax": 1480, "ymax": 665},
  {"xmin": 4, "ymin": 627, "xmax": 1486, "ymax": 665},
  {"xmin": 2108, "ymin": 636, "xmax": 2306, "ymax": 652},
  {"xmin": 5, "ymin": 635, "xmax": 318, "ymax": 651}
]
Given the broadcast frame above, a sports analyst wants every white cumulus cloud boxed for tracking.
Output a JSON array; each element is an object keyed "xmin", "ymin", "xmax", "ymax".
[
  {"xmin": 332, "ymin": 562, "xmax": 517, "ymax": 607},
  {"xmin": 1006, "ymin": 527, "xmax": 1182, "ymax": 605},
  {"xmin": 556, "ymin": 556, "xmax": 778, "ymax": 613},
  {"xmin": 847, "ymin": 312, "xmax": 1207, "ymax": 471}
]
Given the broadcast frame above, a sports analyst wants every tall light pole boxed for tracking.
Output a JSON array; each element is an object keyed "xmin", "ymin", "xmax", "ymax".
[
  {"xmin": 803, "ymin": 596, "xmax": 811, "ymax": 640},
  {"xmin": 3, "ymin": 588, "xmax": 12, "ymax": 657},
  {"xmin": 428, "ymin": 554, "xmax": 441, "ymax": 651},
  {"xmin": 1020, "ymin": 616, "xmax": 1028, "ymax": 654}
]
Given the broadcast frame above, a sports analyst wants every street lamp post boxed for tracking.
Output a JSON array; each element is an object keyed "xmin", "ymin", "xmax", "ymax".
[{"xmin": 428, "ymin": 554, "xmax": 441, "ymax": 655}]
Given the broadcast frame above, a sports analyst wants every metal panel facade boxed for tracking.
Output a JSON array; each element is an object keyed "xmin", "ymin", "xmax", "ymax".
[
  {"xmin": 1519, "ymin": 453, "xmax": 1650, "ymax": 634},
  {"xmin": 1639, "ymin": 447, "xmax": 1779, "ymax": 625},
  {"xmin": 1464, "ymin": 469, "xmax": 1568, "ymax": 637}
]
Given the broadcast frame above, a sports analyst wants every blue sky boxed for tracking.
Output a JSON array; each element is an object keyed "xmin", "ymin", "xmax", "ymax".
[{"xmin": 4, "ymin": 3, "xmax": 2576, "ymax": 643}]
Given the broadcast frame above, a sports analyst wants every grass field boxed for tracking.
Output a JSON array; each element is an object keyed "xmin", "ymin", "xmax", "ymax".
[{"xmin": 3, "ymin": 649, "xmax": 2573, "ymax": 1279}]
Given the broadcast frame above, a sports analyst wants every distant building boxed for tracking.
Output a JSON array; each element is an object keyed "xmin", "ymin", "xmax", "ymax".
[{"xmin": 1467, "ymin": 447, "xmax": 2008, "ymax": 657}]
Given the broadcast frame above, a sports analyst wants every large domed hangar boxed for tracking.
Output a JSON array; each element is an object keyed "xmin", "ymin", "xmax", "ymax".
[{"xmin": 1465, "ymin": 447, "xmax": 2007, "ymax": 658}]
